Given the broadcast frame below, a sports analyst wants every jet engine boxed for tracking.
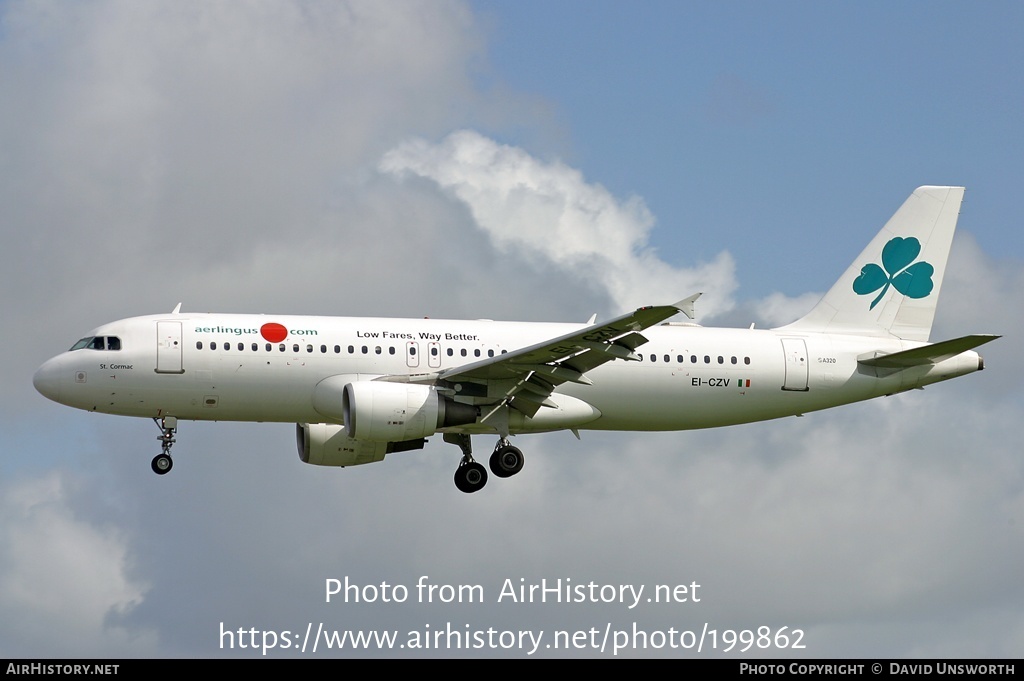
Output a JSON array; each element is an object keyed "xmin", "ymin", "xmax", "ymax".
[
  {"xmin": 341, "ymin": 381, "xmax": 477, "ymax": 441},
  {"xmin": 296, "ymin": 423, "xmax": 426, "ymax": 467}
]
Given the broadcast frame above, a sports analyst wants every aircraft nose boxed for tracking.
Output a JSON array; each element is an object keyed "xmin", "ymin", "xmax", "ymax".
[{"xmin": 33, "ymin": 357, "xmax": 63, "ymax": 403}]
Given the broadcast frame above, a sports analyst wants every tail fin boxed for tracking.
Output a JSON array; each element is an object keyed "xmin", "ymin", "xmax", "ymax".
[{"xmin": 778, "ymin": 186, "xmax": 964, "ymax": 342}]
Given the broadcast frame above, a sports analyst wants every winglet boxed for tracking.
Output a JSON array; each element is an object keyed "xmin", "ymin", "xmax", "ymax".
[
  {"xmin": 172, "ymin": 303, "xmax": 182, "ymax": 314},
  {"xmin": 673, "ymin": 293, "xmax": 702, "ymax": 320}
]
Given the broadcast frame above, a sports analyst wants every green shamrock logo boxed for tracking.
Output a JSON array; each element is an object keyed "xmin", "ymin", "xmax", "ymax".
[{"xmin": 852, "ymin": 237, "xmax": 934, "ymax": 310}]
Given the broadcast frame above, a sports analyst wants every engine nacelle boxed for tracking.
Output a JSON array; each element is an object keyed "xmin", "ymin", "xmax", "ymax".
[
  {"xmin": 341, "ymin": 381, "xmax": 477, "ymax": 442},
  {"xmin": 296, "ymin": 423, "xmax": 425, "ymax": 467}
]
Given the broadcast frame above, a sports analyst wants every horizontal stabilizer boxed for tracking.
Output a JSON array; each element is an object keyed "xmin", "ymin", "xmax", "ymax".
[{"xmin": 858, "ymin": 334, "xmax": 1000, "ymax": 368}]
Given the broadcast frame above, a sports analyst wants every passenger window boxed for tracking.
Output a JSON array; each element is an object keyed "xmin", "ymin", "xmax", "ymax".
[
  {"xmin": 409, "ymin": 347, "xmax": 416, "ymax": 356},
  {"xmin": 744, "ymin": 357, "xmax": 751, "ymax": 365},
  {"xmin": 252, "ymin": 343, "xmax": 258, "ymax": 351},
  {"xmin": 361, "ymin": 346, "xmax": 368, "ymax": 354},
  {"xmin": 691, "ymin": 355, "xmax": 697, "ymax": 364},
  {"xmin": 431, "ymin": 347, "xmax": 438, "ymax": 356},
  {"xmin": 474, "ymin": 349, "xmax": 481, "ymax": 357},
  {"xmin": 238, "ymin": 343, "xmax": 244, "ymax": 351},
  {"xmin": 447, "ymin": 348, "xmax": 454, "ymax": 356},
  {"xmin": 211, "ymin": 342, "xmax": 218, "ymax": 350},
  {"xmin": 334, "ymin": 345, "xmax": 341, "ymax": 353},
  {"xmin": 279, "ymin": 344, "xmax": 286, "ymax": 352},
  {"xmin": 375, "ymin": 346, "xmax": 382, "ymax": 355},
  {"xmin": 488, "ymin": 349, "xmax": 494, "ymax": 357},
  {"xmin": 461, "ymin": 349, "xmax": 467, "ymax": 357},
  {"xmin": 664, "ymin": 354, "xmax": 670, "ymax": 363},
  {"xmin": 650, "ymin": 354, "xmax": 656, "ymax": 362},
  {"xmin": 677, "ymin": 355, "xmax": 683, "ymax": 363},
  {"xmin": 266, "ymin": 343, "xmax": 272, "ymax": 351},
  {"xmin": 293, "ymin": 344, "xmax": 299, "ymax": 353},
  {"xmin": 320, "ymin": 345, "xmax": 327, "ymax": 353},
  {"xmin": 718, "ymin": 356, "xmax": 724, "ymax": 364},
  {"xmin": 704, "ymin": 355, "xmax": 710, "ymax": 364},
  {"xmin": 348, "ymin": 345, "xmax": 354, "ymax": 354},
  {"xmin": 196, "ymin": 342, "xmax": 203, "ymax": 350},
  {"xmin": 731, "ymin": 356, "xmax": 737, "ymax": 364}
]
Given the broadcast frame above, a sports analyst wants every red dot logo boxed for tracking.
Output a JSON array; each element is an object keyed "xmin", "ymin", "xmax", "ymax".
[{"xmin": 260, "ymin": 323, "xmax": 288, "ymax": 343}]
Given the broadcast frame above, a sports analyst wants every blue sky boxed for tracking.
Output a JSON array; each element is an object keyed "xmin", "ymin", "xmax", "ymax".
[
  {"xmin": 2, "ymin": 0, "xmax": 1022, "ymax": 658},
  {"xmin": 475, "ymin": 1, "xmax": 1024, "ymax": 294}
]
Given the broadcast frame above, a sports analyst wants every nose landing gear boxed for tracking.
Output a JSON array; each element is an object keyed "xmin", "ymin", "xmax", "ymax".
[{"xmin": 151, "ymin": 416, "xmax": 177, "ymax": 475}]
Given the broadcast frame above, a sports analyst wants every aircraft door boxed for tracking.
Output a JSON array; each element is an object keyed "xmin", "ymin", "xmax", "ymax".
[
  {"xmin": 154, "ymin": 321, "xmax": 185, "ymax": 374},
  {"xmin": 156, "ymin": 321, "xmax": 185, "ymax": 374},
  {"xmin": 780, "ymin": 337, "xmax": 809, "ymax": 391},
  {"xmin": 406, "ymin": 341, "xmax": 420, "ymax": 368}
]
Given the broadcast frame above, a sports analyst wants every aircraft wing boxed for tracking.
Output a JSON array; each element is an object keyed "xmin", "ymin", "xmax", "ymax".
[{"xmin": 428, "ymin": 296, "xmax": 698, "ymax": 417}]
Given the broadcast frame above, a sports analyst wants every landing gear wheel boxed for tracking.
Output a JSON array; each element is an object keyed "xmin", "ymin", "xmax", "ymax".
[
  {"xmin": 489, "ymin": 445, "xmax": 524, "ymax": 478},
  {"xmin": 454, "ymin": 461, "xmax": 488, "ymax": 493},
  {"xmin": 151, "ymin": 453, "xmax": 173, "ymax": 475},
  {"xmin": 151, "ymin": 416, "xmax": 178, "ymax": 476}
]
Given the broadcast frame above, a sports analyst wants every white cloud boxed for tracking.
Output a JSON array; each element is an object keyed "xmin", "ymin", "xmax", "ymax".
[
  {"xmin": 0, "ymin": 472, "xmax": 158, "ymax": 656},
  {"xmin": 380, "ymin": 130, "xmax": 738, "ymax": 316},
  {"xmin": 3, "ymin": 0, "xmax": 489, "ymax": 407},
  {"xmin": 713, "ymin": 289, "xmax": 823, "ymax": 329}
]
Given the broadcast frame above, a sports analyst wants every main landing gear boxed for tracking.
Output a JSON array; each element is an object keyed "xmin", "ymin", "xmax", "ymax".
[
  {"xmin": 151, "ymin": 416, "xmax": 177, "ymax": 475},
  {"xmin": 445, "ymin": 433, "xmax": 524, "ymax": 494},
  {"xmin": 489, "ymin": 441, "xmax": 524, "ymax": 478}
]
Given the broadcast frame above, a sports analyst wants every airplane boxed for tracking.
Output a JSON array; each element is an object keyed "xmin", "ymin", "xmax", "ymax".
[{"xmin": 33, "ymin": 186, "xmax": 998, "ymax": 493}]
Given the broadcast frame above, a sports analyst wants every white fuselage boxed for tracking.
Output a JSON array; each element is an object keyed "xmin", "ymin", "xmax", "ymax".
[{"xmin": 33, "ymin": 312, "xmax": 983, "ymax": 434}]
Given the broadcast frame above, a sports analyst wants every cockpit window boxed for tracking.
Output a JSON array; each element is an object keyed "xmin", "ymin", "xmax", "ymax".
[{"xmin": 69, "ymin": 336, "xmax": 122, "ymax": 351}]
